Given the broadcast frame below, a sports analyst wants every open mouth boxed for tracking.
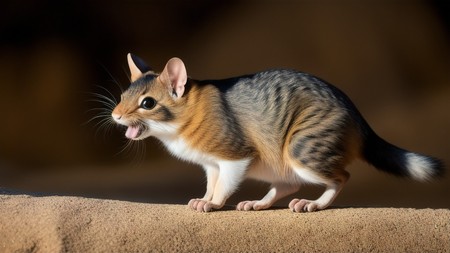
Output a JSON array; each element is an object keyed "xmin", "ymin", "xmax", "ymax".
[{"xmin": 125, "ymin": 123, "xmax": 147, "ymax": 140}]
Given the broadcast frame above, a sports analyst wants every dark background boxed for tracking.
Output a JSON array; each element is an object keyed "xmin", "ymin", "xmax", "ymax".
[{"xmin": 1, "ymin": 0, "xmax": 449, "ymax": 208}]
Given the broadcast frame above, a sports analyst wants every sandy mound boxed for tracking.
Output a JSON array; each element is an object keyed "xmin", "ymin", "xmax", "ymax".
[{"xmin": 1, "ymin": 190, "xmax": 449, "ymax": 252}]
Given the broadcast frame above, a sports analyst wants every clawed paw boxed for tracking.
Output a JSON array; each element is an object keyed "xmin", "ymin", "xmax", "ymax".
[
  {"xmin": 289, "ymin": 198, "xmax": 319, "ymax": 212},
  {"xmin": 187, "ymin": 199, "xmax": 221, "ymax": 212}
]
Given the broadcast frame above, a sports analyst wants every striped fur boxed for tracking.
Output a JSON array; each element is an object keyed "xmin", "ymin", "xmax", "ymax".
[{"xmin": 111, "ymin": 55, "xmax": 444, "ymax": 212}]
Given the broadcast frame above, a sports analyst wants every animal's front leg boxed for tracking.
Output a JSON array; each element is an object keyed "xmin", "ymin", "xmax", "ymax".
[
  {"xmin": 189, "ymin": 159, "xmax": 250, "ymax": 212},
  {"xmin": 188, "ymin": 165, "xmax": 219, "ymax": 210}
]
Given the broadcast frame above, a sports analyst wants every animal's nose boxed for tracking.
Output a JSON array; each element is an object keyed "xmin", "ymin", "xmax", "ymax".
[{"xmin": 111, "ymin": 113, "xmax": 122, "ymax": 121}]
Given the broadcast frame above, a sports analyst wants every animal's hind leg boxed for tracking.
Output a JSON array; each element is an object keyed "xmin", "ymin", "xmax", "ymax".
[
  {"xmin": 289, "ymin": 169, "xmax": 349, "ymax": 212},
  {"xmin": 286, "ymin": 124, "xmax": 352, "ymax": 212}
]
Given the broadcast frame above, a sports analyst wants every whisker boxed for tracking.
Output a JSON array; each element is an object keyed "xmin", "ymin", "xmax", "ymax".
[
  {"xmin": 84, "ymin": 85, "xmax": 118, "ymax": 137},
  {"xmin": 112, "ymin": 137, "xmax": 148, "ymax": 168},
  {"xmin": 131, "ymin": 140, "xmax": 147, "ymax": 168},
  {"xmin": 95, "ymin": 85, "xmax": 119, "ymax": 105},
  {"xmin": 87, "ymin": 103, "xmax": 115, "ymax": 112},
  {"xmin": 85, "ymin": 64, "xmax": 148, "ymax": 166},
  {"xmin": 87, "ymin": 93, "xmax": 117, "ymax": 109},
  {"xmin": 97, "ymin": 61, "xmax": 125, "ymax": 94},
  {"xmin": 116, "ymin": 138, "xmax": 134, "ymax": 157},
  {"xmin": 83, "ymin": 115, "xmax": 107, "ymax": 126},
  {"xmin": 86, "ymin": 94, "xmax": 115, "ymax": 104},
  {"xmin": 85, "ymin": 107, "xmax": 113, "ymax": 113},
  {"xmin": 122, "ymin": 65, "xmax": 132, "ymax": 83},
  {"xmin": 94, "ymin": 118, "xmax": 115, "ymax": 138}
]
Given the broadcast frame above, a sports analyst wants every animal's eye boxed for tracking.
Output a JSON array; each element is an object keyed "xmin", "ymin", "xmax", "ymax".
[{"xmin": 140, "ymin": 97, "xmax": 157, "ymax": 110}]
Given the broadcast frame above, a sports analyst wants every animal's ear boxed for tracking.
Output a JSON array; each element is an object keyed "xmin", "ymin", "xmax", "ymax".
[
  {"xmin": 158, "ymin": 57, "xmax": 187, "ymax": 99},
  {"xmin": 127, "ymin": 53, "xmax": 151, "ymax": 82}
]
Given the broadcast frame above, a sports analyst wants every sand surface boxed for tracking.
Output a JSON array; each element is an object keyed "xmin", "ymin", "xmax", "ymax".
[{"xmin": 1, "ymin": 189, "xmax": 449, "ymax": 253}]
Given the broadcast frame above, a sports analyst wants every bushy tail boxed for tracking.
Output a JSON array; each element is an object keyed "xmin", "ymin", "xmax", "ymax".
[{"xmin": 362, "ymin": 131, "xmax": 444, "ymax": 181}]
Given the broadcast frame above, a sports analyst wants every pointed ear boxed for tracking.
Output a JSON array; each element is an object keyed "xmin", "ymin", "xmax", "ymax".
[
  {"xmin": 158, "ymin": 57, "xmax": 187, "ymax": 99},
  {"xmin": 127, "ymin": 53, "xmax": 151, "ymax": 82}
]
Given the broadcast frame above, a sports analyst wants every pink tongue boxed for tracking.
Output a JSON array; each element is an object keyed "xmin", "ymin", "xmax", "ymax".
[{"xmin": 125, "ymin": 125, "xmax": 140, "ymax": 139}]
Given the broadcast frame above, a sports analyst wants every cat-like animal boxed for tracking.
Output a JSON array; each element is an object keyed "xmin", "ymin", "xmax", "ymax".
[{"xmin": 111, "ymin": 54, "xmax": 443, "ymax": 212}]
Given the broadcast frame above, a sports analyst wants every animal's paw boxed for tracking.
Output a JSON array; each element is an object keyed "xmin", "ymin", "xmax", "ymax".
[
  {"xmin": 187, "ymin": 199, "xmax": 222, "ymax": 212},
  {"xmin": 236, "ymin": 200, "xmax": 258, "ymax": 211},
  {"xmin": 288, "ymin": 198, "xmax": 320, "ymax": 212},
  {"xmin": 236, "ymin": 200, "xmax": 269, "ymax": 211}
]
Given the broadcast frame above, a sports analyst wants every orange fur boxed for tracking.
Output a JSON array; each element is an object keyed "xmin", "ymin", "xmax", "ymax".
[{"xmin": 111, "ymin": 55, "xmax": 443, "ymax": 212}]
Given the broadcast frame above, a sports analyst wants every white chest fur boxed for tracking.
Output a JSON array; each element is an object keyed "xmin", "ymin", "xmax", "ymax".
[
  {"xmin": 147, "ymin": 120, "xmax": 220, "ymax": 167},
  {"xmin": 159, "ymin": 136, "xmax": 219, "ymax": 167}
]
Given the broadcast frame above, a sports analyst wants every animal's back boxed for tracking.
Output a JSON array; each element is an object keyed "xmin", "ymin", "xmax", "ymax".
[
  {"xmin": 204, "ymin": 69, "xmax": 362, "ymax": 174},
  {"xmin": 113, "ymin": 55, "xmax": 443, "ymax": 212}
]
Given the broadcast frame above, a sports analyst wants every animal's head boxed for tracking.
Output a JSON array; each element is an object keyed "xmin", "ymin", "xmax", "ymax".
[{"xmin": 112, "ymin": 54, "xmax": 188, "ymax": 140}]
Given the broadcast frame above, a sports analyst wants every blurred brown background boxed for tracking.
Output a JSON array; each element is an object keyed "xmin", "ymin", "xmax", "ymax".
[{"xmin": 0, "ymin": 0, "xmax": 449, "ymax": 208}]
